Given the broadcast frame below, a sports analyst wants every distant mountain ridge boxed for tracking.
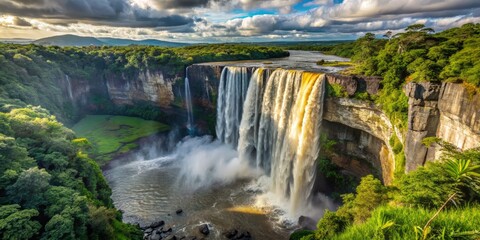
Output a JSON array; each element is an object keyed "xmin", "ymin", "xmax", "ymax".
[{"xmin": 32, "ymin": 34, "xmax": 188, "ymax": 47}]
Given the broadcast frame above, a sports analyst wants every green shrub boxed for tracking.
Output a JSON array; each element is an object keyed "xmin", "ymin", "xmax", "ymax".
[
  {"xmin": 290, "ymin": 229, "xmax": 315, "ymax": 240},
  {"xmin": 327, "ymin": 83, "xmax": 349, "ymax": 98},
  {"xmin": 315, "ymin": 211, "xmax": 350, "ymax": 239}
]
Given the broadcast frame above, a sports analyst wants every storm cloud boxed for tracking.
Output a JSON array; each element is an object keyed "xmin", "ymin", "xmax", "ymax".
[
  {"xmin": 0, "ymin": 0, "xmax": 195, "ymax": 28},
  {"xmin": 0, "ymin": 0, "xmax": 479, "ymax": 41}
]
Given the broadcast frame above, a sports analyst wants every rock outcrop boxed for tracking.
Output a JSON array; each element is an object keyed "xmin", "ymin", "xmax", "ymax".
[
  {"xmin": 105, "ymin": 70, "xmax": 176, "ymax": 107},
  {"xmin": 404, "ymin": 82, "xmax": 480, "ymax": 171},
  {"xmin": 437, "ymin": 83, "xmax": 480, "ymax": 151},
  {"xmin": 404, "ymin": 82, "xmax": 442, "ymax": 172},
  {"xmin": 325, "ymin": 74, "xmax": 382, "ymax": 96}
]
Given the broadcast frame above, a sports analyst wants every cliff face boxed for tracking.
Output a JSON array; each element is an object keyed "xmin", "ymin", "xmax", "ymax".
[
  {"xmin": 437, "ymin": 83, "xmax": 480, "ymax": 151},
  {"xmin": 404, "ymin": 82, "xmax": 480, "ymax": 171},
  {"xmin": 63, "ymin": 63, "xmax": 480, "ymax": 182},
  {"xmin": 105, "ymin": 70, "xmax": 176, "ymax": 108}
]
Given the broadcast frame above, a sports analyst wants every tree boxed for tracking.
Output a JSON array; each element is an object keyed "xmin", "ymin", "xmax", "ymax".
[
  {"xmin": 41, "ymin": 214, "xmax": 75, "ymax": 240},
  {"xmin": 88, "ymin": 206, "xmax": 116, "ymax": 239},
  {"xmin": 6, "ymin": 167, "xmax": 51, "ymax": 209},
  {"xmin": 351, "ymin": 175, "xmax": 388, "ymax": 223},
  {"xmin": 405, "ymin": 24, "xmax": 435, "ymax": 33},
  {"xmin": 0, "ymin": 205, "xmax": 41, "ymax": 240}
]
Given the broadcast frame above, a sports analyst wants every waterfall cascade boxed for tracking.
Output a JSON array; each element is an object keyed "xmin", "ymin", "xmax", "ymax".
[
  {"xmin": 185, "ymin": 74, "xmax": 194, "ymax": 131},
  {"xmin": 216, "ymin": 67, "xmax": 250, "ymax": 147},
  {"xmin": 217, "ymin": 66, "xmax": 326, "ymax": 217},
  {"xmin": 65, "ymin": 74, "xmax": 74, "ymax": 102}
]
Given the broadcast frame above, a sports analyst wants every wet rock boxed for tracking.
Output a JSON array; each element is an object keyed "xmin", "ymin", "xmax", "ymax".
[
  {"xmin": 223, "ymin": 229, "xmax": 238, "ymax": 239},
  {"xmin": 236, "ymin": 231, "xmax": 252, "ymax": 240},
  {"xmin": 298, "ymin": 216, "xmax": 317, "ymax": 230},
  {"xmin": 144, "ymin": 228, "xmax": 153, "ymax": 234},
  {"xmin": 150, "ymin": 221, "xmax": 165, "ymax": 229},
  {"xmin": 176, "ymin": 209, "xmax": 183, "ymax": 215},
  {"xmin": 199, "ymin": 224, "xmax": 210, "ymax": 235},
  {"xmin": 164, "ymin": 235, "xmax": 177, "ymax": 240},
  {"xmin": 150, "ymin": 231, "xmax": 161, "ymax": 240}
]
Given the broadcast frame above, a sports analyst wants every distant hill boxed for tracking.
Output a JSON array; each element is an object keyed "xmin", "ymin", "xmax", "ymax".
[
  {"xmin": 98, "ymin": 37, "xmax": 188, "ymax": 47},
  {"xmin": 33, "ymin": 34, "xmax": 104, "ymax": 46},
  {"xmin": 33, "ymin": 34, "xmax": 188, "ymax": 47}
]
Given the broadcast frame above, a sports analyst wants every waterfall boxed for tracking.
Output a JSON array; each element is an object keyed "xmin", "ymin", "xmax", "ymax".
[
  {"xmin": 218, "ymin": 67, "xmax": 326, "ymax": 218},
  {"xmin": 216, "ymin": 67, "xmax": 250, "ymax": 147},
  {"xmin": 185, "ymin": 75, "xmax": 194, "ymax": 131},
  {"xmin": 205, "ymin": 77, "xmax": 211, "ymax": 103},
  {"xmin": 65, "ymin": 74, "xmax": 74, "ymax": 101}
]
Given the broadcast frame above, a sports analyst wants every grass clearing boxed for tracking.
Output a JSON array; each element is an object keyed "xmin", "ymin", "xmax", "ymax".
[
  {"xmin": 73, "ymin": 115, "xmax": 170, "ymax": 164},
  {"xmin": 317, "ymin": 60, "xmax": 356, "ymax": 67}
]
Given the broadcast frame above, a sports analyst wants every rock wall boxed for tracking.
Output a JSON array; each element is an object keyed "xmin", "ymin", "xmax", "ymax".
[
  {"xmin": 404, "ymin": 82, "xmax": 442, "ymax": 172},
  {"xmin": 325, "ymin": 73, "xmax": 382, "ymax": 96},
  {"xmin": 105, "ymin": 70, "xmax": 176, "ymax": 107},
  {"xmin": 404, "ymin": 82, "xmax": 480, "ymax": 171},
  {"xmin": 437, "ymin": 83, "xmax": 480, "ymax": 151}
]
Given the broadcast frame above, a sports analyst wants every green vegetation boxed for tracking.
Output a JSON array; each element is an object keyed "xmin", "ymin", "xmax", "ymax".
[
  {"xmin": 295, "ymin": 144, "xmax": 480, "ymax": 240},
  {"xmin": 317, "ymin": 60, "xmax": 355, "ymax": 67},
  {"xmin": 317, "ymin": 134, "xmax": 359, "ymax": 200},
  {"xmin": 0, "ymin": 43, "xmax": 288, "ymax": 123},
  {"xmin": 0, "ymin": 106, "xmax": 142, "ymax": 240},
  {"xmin": 326, "ymin": 83, "xmax": 349, "ymax": 98},
  {"xmin": 279, "ymin": 40, "xmax": 356, "ymax": 58},
  {"xmin": 316, "ymin": 23, "xmax": 480, "ymax": 130},
  {"xmin": 73, "ymin": 115, "xmax": 170, "ymax": 165},
  {"xmin": 389, "ymin": 135, "xmax": 406, "ymax": 177}
]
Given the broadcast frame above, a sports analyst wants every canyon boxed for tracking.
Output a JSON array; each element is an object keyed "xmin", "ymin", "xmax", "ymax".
[{"xmin": 61, "ymin": 51, "xmax": 480, "ymax": 185}]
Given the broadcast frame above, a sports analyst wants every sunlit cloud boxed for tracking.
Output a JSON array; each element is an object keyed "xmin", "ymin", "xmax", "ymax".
[{"xmin": 0, "ymin": 0, "xmax": 479, "ymax": 41}]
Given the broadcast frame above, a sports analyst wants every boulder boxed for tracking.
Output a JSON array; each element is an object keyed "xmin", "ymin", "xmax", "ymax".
[
  {"xmin": 150, "ymin": 221, "xmax": 165, "ymax": 229},
  {"xmin": 199, "ymin": 224, "xmax": 210, "ymax": 235},
  {"xmin": 150, "ymin": 232, "xmax": 161, "ymax": 240},
  {"xmin": 236, "ymin": 231, "xmax": 252, "ymax": 240},
  {"xmin": 298, "ymin": 216, "xmax": 317, "ymax": 230},
  {"xmin": 164, "ymin": 235, "xmax": 177, "ymax": 240}
]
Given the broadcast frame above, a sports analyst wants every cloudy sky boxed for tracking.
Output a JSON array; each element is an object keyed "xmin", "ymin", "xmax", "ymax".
[{"xmin": 0, "ymin": 0, "xmax": 479, "ymax": 42}]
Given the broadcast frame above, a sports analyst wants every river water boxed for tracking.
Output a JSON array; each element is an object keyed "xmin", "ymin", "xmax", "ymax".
[{"xmin": 104, "ymin": 135, "xmax": 292, "ymax": 239}]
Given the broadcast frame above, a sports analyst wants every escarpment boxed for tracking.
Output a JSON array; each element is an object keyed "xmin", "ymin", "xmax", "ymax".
[{"xmin": 61, "ymin": 62, "xmax": 480, "ymax": 184}]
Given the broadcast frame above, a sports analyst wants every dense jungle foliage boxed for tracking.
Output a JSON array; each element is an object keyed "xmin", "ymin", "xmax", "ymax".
[
  {"xmin": 0, "ymin": 106, "xmax": 142, "ymax": 239},
  {"xmin": 316, "ymin": 23, "xmax": 480, "ymax": 129},
  {"xmin": 293, "ymin": 143, "xmax": 480, "ymax": 240},
  {"xmin": 0, "ymin": 43, "xmax": 288, "ymax": 123}
]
